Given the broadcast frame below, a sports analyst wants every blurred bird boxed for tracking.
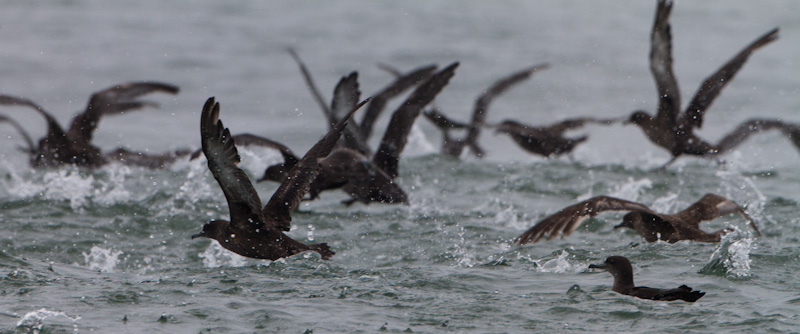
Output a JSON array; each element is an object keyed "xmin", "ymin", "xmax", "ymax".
[
  {"xmin": 515, "ymin": 193, "xmax": 760, "ymax": 244},
  {"xmin": 0, "ymin": 81, "xmax": 182, "ymax": 168}
]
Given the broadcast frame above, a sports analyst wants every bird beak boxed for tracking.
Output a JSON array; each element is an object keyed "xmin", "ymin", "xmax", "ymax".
[
  {"xmin": 588, "ymin": 263, "xmax": 605, "ymax": 270},
  {"xmin": 191, "ymin": 232, "xmax": 204, "ymax": 239}
]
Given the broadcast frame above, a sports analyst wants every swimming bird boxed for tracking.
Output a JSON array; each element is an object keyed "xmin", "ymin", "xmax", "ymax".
[
  {"xmin": 489, "ymin": 117, "xmax": 619, "ymax": 157},
  {"xmin": 422, "ymin": 64, "xmax": 549, "ymax": 158},
  {"xmin": 588, "ymin": 256, "xmax": 705, "ymax": 302},
  {"xmin": 626, "ymin": 0, "xmax": 784, "ymax": 165},
  {"xmin": 0, "ymin": 81, "xmax": 180, "ymax": 168},
  {"xmin": 191, "ymin": 96, "xmax": 368, "ymax": 260},
  {"xmin": 258, "ymin": 63, "xmax": 460, "ymax": 205},
  {"xmin": 515, "ymin": 193, "xmax": 760, "ymax": 244}
]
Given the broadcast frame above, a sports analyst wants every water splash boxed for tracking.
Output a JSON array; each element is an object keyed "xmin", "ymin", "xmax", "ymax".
[
  {"xmin": 534, "ymin": 250, "xmax": 586, "ymax": 273},
  {"xmin": 700, "ymin": 230, "xmax": 754, "ymax": 279},
  {"xmin": 83, "ymin": 246, "xmax": 123, "ymax": 273},
  {"xmin": 0, "ymin": 165, "xmax": 133, "ymax": 211},
  {"xmin": 608, "ymin": 177, "xmax": 652, "ymax": 201},
  {"xmin": 16, "ymin": 308, "xmax": 81, "ymax": 334},
  {"xmin": 452, "ymin": 224, "xmax": 475, "ymax": 268},
  {"xmin": 198, "ymin": 241, "xmax": 253, "ymax": 268}
]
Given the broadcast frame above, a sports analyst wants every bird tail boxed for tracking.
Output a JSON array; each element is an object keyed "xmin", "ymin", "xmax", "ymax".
[
  {"xmin": 678, "ymin": 285, "xmax": 706, "ymax": 302},
  {"xmin": 308, "ymin": 243, "xmax": 335, "ymax": 260}
]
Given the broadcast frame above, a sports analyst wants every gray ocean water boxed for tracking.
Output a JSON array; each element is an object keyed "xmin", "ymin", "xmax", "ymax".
[{"xmin": 1, "ymin": 1, "xmax": 799, "ymax": 333}]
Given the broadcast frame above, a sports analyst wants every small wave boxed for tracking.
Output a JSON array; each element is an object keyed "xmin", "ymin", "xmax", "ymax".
[{"xmin": 16, "ymin": 308, "xmax": 81, "ymax": 333}]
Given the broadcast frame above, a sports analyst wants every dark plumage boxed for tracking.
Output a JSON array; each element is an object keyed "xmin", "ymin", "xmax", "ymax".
[
  {"xmin": 191, "ymin": 96, "xmax": 367, "ymax": 260},
  {"xmin": 627, "ymin": 0, "xmax": 786, "ymax": 164},
  {"xmin": 589, "ymin": 256, "xmax": 705, "ymax": 302},
  {"xmin": 515, "ymin": 193, "xmax": 760, "ymax": 244},
  {"xmin": 491, "ymin": 117, "xmax": 618, "ymax": 157},
  {"xmin": 257, "ymin": 62, "xmax": 459, "ymax": 205},
  {"xmin": 0, "ymin": 81, "xmax": 180, "ymax": 168},
  {"xmin": 424, "ymin": 64, "xmax": 549, "ymax": 158}
]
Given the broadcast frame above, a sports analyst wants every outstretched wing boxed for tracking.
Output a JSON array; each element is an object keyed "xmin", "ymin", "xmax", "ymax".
[
  {"xmin": 0, "ymin": 113, "xmax": 36, "ymax": 153},
  {"xmin": 262, "ymin": 97, "xmax": 371, "ymax": 230},
  {"xmin": 515, "ymin": 196, "xmax": 656, "ymax": 244},
  {"xmin": 330, "ymin": 73, "xmax": 371, "ymax": 155},
  {"xmin": 200, "ymin": 97, "xmax": 263, "ymax": 229},
  {"xmin": 287, "ymin": 48, "xmax": 332, "ymax": 122},
  {"xmin": 68, "ymin": 81, "xmax": 179, "ymax": 143},
  {"xmin": 466, "ymin": 63, "xmax": 549, "ymax": 157},
  {"xmin": 0, "ymin": 95, "xmax": 68, "ymax": 147},
  {"xmin": 372, "ymin": 62, "xmax": 458, "ymax": 179},
  {"xmin": 673, "ymin": 193, "xmax": 760, "ymax": 235},
  {"xmin": 681, "ymin": 28, "xmax": 779, "ymax": 130},
  {"xmin": 359, "ymin": 64, "xmax": 438, "ymax": 139},
  {"xmin": 649, "ymin": 0, "xmax": 681, "ymax": 127}
]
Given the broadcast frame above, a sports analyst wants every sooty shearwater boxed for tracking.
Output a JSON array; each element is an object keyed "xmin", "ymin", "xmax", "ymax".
[
  {"xmin": 257, "ymin": 63, "xmax": 459, "ymax": 205},
  {"xmin": 589, "ymin": 256, "xmax": 705, "ymax": 302},
  {"xmin": 489, "ymin": 117, "xmax": 618, "ymax": 157},
  {"xmin": 0, "ymin": 81, "xmax": 180, "ymax": 168},
  {"xmin": 422, "ymin": 64, "xmax": 549, "ymax": 158},
  {"xmin": 627, "ymin": 0, "xmax": 783, "ymax": 165},
  {"xmin": 515, "ymin": 193, "xmax": 760, "ymax": 244},
  {"xmin": 288, "ymin": 49, "xmax": 438, "ymax": 155},
  {"xmin": 192, "ymin": 96, "xmax": 368, "ymax": 260}
]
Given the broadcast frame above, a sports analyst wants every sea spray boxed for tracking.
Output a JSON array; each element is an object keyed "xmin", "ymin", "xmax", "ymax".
[
  {"xmin": 83, "ymin": 246, "xmax": 123, "ymax": 272},
  {"xmin": 700, "ymin": 229, "xmax": 754, "ymax": 279}
]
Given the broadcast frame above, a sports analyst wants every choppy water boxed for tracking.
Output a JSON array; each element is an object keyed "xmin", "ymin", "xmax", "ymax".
[{"xmin": 1, "ymin": 1, "xmax": 799, "ymax": 333}]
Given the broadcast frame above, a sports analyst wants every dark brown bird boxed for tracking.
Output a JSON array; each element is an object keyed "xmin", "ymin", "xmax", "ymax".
[
  {"xmin": 0, "ymin": 81, "xmax": 180, "ymax": 168},
  {"xmin": 515, "ymin": 193, "xmax": 760, "ymax": 244},
  {"xmin": 257, "ymin": 63, "xmax": 459, "ymax": 205},
  {"xmin": 191, "ymin": 96, "xmax": 368, "ymax": 260},
  {"xmin": 490, "ymin": 117, "xmax": 618, "ymax": 157},
  {"xmin": 588, "ymin": 256, "xmax": 705, "ymax": 302},
  {"xmin": 287, "ymin": 49, "xmax": 436, "ymax": 155},
  {"xmin": 626, "ymin": 0, "xmax": 785, "ymax": 165},
  {"xmin": 423, "ymin": 64, "xmax": 550, "ymax": 158}
]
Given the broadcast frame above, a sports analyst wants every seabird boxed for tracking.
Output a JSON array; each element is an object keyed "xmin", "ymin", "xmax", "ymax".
[
  {"xmin": 489, "ymin": 117, "xmax": 618, "ymax": 157},
  {"xmin": 627, "ymin": 0, "xmax": 786, "ymax": 165},
  {"xmin": 0, "ymin": 81, "xmax": 181, "ymax": 168},
  {"xmin": 515, "ymin": 193, "xmax": 760, "ymax": 244},
  {"xmin": 588, "ymin": 256, "xmax": 705, "ymax": 302},
  {"xmin": 422, "ymin": 64, "xmax": 549, "ymax": 158},
  {"xmin": 287, "ymin": 49, "xmax": 437, "ymax": 155},
  {"xmin": 257, "ymin": 63, "xmax": 460, "ymax": 205},
  {"xmin": 191, "ymin": 96, "xmax": 368, "ymax": 260}
]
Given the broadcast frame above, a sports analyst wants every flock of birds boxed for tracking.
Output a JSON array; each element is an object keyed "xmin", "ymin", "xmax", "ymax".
[{"xmin": 1, "ymin": 0, "xmax": 795, "ymax": 302}]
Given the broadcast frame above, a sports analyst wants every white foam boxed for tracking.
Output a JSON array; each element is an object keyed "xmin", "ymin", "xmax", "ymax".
[
  {"xmin": 16, "ymin": 308, "xmax": 80, "ymax": 333},
  {"xmin": 198, "ymin": 241, "xmax": 255, "ymax": 268},
  {"xmin": 83, "ymin": 246, "xmax": 123, "ymax": 273},
  {"xmin": 0, "ymin": 164, "xmax": 134, "ymax": 211}
]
